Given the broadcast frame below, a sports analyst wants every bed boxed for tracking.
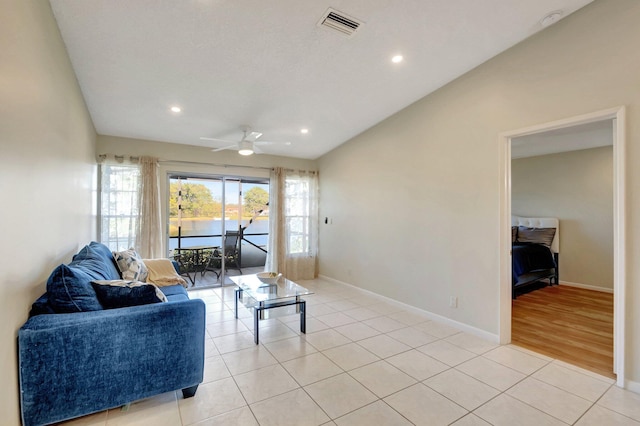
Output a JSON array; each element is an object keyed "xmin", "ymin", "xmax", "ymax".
[{"xmin": 511, "ymin": 216, "xmax": 559, "ymax": 297}]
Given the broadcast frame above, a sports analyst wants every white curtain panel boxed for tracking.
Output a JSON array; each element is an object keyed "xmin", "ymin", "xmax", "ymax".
[
  {"xmin": 265, "ymin": 168, "xmax": 282, "ymax": 273},
  {"xmin": 136, "ymin": 156, "xmax": 162, "ymax": 259},
  {"xmin": 267, "ymin": 167, "xmax": 319, "ymax": 280}
]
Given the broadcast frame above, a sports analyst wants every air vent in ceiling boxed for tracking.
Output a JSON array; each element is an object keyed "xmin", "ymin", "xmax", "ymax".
[{"xmin": 317, "ymin": 8, "xmax": 363, "ymax": 37}]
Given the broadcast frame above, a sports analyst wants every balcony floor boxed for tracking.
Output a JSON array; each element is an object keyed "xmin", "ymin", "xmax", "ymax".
[{"xmin": 187, "ymin": 242, "xmax": 267, "ymax": 289}]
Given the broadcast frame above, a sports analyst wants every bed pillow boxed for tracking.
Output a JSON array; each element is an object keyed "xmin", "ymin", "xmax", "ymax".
[
  {"xmin": 517, "ymin": 226, "xmax": 556, "ymax": 248},
  {"xmin": 91, "ymin": 280, "xmax": 167, "ymax": 309},
  {"xmin": 512, "ymin": 226, "xmax": 518, "ymax": 243},
  {"xmin": 113, "ymin": 248, "xmax": 149, "ymax": 282}
]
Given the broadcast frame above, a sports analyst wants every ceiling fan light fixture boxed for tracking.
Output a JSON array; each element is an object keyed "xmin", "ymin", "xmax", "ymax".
[{"xmin": 238, "ymin": 140, "xmax": 254, "ymax": 156}]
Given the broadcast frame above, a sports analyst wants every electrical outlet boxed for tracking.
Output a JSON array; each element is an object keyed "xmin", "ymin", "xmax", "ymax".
[{"xmin": 449, "ymin": 296, "xmax": 458, "ymax": 308}]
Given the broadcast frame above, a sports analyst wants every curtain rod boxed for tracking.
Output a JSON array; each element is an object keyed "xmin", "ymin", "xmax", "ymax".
[
  {"xmin": 97, "ymin": 154, "xmax": 140, "ymax": 164},
  {"xmin": 157, "ymin": 159, "xmax": 317, "ymax": 174},
  {"xmin": 99, "ymin": 155, "xmax": 316, "ymax": 174},
  {"xmin": 158, "ymin": 158, "xmax": 273, "ymax": 171}
]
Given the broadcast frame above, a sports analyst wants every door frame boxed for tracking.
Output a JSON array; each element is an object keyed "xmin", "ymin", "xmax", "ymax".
[{"xmin": 498, "ymin": 106, "xmax": 626, "ymax": 387}]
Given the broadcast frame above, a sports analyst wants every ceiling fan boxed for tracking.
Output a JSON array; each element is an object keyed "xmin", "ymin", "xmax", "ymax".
[{"xmin": 200, "ymin": 126, "xmax": 291, "ymax": 156}]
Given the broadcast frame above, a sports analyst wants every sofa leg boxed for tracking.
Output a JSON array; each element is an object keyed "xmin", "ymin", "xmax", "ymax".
[{"xmin": 182, "ymin": 385, "xmax": 199, "ymax": 398}]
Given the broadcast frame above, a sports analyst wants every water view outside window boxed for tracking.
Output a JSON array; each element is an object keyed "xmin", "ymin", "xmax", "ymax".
[{"xmin": 168, "ymin": 176, "xmax": 270, "ymax": 252}]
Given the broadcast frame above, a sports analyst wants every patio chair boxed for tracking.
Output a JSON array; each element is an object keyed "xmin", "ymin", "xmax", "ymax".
[{"xmin": 202, "ymin": 230, "xmax": 242, "ymax": 279}]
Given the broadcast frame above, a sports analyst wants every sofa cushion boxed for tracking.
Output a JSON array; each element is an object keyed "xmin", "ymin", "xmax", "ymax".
[
  {"xmin": 46, "ymin": 264, "xmax": 104, "ymax": 313},
  {"xmin": 71, "ymin": 241, "xmax": 122, "ymax": 281},
  {"xmin": 159, "ymin": 284, "xmax": 190, "ymax": 302},
  {"xmin": 91, "ymin": 280, "xmax": 167, "ymax": 309},
  {"xmin": 113, "ymin": 249, "xmax": 148, "ymax": 281},
  {"xmin": 29, "ymin": 293, "xmax": 56, "ymax": 317}
]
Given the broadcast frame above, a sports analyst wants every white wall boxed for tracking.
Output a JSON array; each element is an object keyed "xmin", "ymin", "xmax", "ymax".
[
  {"xmin": 318, "ymin": 0, "xmax": 640, "ymax": 382},
  {"xmin": 0, "ymin": 1, "xmax": 97, "ymax": 424},
  {"xmin": 512, "ymin": 147, "xmax": 613, "ymax": 290}
]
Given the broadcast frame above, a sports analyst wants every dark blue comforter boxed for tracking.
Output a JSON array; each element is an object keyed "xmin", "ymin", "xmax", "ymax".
[{"xmin": 512, "ymin": 243, "xmax": 556, "ymax": 284}]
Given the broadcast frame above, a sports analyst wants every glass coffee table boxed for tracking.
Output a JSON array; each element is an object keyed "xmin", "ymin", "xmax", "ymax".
[{"xmin": 231, "ymin": 274, "xmax": 313, "ymax": 344}]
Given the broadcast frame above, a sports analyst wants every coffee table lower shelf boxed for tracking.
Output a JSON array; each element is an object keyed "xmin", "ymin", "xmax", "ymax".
[{"xmin": 235, "ymin": 288, "xmax": 306, "ymax": 344}]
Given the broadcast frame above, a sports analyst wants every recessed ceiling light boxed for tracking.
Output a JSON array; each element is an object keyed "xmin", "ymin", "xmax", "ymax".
[
  {"xmin": 301, "ymin": 128, "xmax": 309, "ymax": 134},
  {"xmin": 170, "ymin": 106, "xmax": 181, "ymax": 113},
  {"xmin": 540, "ymin": 10, "xmax": 563, "ymax": 27},
  {"xmin": 391, "ymin": 55, "xmax": 403, "ymax": 64}
]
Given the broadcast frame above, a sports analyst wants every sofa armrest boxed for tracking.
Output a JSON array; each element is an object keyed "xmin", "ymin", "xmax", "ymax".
[{"xmin": 19, "ymin": 299, "xmax": 206, "ymax": 426}]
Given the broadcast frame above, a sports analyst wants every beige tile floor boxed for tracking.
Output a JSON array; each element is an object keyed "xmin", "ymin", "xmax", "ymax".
[{"xmin": 62, "ymin": 277, "xmax": 640, "ymax": 426}]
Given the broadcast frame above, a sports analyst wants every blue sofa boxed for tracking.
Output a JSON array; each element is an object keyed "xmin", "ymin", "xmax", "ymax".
[{"xmin": 18, "ymin": 242, "xmax": 206, "ymax": 426}]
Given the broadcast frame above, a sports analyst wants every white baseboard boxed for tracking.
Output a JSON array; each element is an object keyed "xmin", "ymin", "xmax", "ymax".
[
  {"xmin": 560, "ymin": 281, "xmax": 613, "ymax": 293},
  {"xmin": 624, "ymin": 379, "xmax": 640, "ymax": 393},
  {"xmin": 317, "ymin": 274, "xmax": 500, "ymax": 344}
]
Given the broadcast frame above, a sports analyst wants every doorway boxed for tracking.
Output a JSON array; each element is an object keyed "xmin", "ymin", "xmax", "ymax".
[
  {"xmin": 499, "ymin": 107, "xmax": 626, "ymax": 387},
  {"xmin": 167, "ymin": 173, "xmax": 270, "ymax": 287}
]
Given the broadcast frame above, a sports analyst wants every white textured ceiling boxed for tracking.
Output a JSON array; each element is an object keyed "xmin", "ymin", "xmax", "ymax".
[
  {"xmin": 512, "ymin": 120, "xmax": 613, "ymax": 159},
  {"xmin": 49, "ymin": 0, "xmax": 594, "ymax": 159}
]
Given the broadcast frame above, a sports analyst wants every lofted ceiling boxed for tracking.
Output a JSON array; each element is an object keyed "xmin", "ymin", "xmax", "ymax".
[{"xmin": 49, "ymin": 0, "xmax": 594, "ymax": 159}]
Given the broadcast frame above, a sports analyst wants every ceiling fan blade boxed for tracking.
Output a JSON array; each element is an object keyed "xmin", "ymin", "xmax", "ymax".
[
  {"xmin": 246, "ymin": 131, "xmax": 263, "ymax": 141},
  {"xmin": 254, "ymin": 140, "xmax": 292, "ymax": 146},
  {"xmin": 200, "ymin": 136, "xmax": 234, "ymax": 144},
  {"xmin": 211, "ymin": 144, "xmax": 238, "ymax": 152},
  {"xmin": 253, "ymin": 145, "xmax": 264, "ymax": 154}
]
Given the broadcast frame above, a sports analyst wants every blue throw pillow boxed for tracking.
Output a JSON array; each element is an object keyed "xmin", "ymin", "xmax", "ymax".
[
  {"xmin": 29, "ymin": 293, "xmax": 56, "ymax": 316},
  {"xmin": 72, "ymin": 241, "xmax": 122, "ymax": 281},
  {"xmin": 91, "ymin": 280, "xmax": 167, "ymax": 309},
  {"xmin": 46, "ymin": 264, "xmax": 104, "ymax": 313}
]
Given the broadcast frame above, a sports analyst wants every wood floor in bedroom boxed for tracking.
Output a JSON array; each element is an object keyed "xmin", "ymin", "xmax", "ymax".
[{"xmin": 511, "ymin": 284, "xmax": 615, "ymax": 379}]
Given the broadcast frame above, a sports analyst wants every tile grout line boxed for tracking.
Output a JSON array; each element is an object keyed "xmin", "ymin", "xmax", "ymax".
[{"xmin": 187, "ymin": 283, "xmax": 627, "ymax": 426}]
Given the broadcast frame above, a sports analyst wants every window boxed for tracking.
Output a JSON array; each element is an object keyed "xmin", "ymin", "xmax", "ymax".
[
  {"xmin": 99, "ymin": 164, "xmax": 140, "ymax": 251},
  {"xmin": 167, "ymin": 175, "xmax": 269, "ymax": 252},
  {"xmin": 285, "ymin": 174, "xmax": 316, "ymax": 256},
  {"xmin": 167, "ymin": 174, "xmax": 270, "ymax": 286}
]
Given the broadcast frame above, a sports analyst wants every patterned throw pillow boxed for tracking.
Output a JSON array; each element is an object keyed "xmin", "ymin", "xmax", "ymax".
[
  {"xmin": 112, "ymin": 248, "xmax": 149, "ymax": 281},
  {"xmin": 91, "ymin": 280, "xmax": 167, "ymax": 309}
]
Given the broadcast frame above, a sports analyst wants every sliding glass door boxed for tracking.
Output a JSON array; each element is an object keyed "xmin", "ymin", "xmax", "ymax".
[{"xmin": 168, "ymin": 173, "xmax": 269, "ymax": 288}]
